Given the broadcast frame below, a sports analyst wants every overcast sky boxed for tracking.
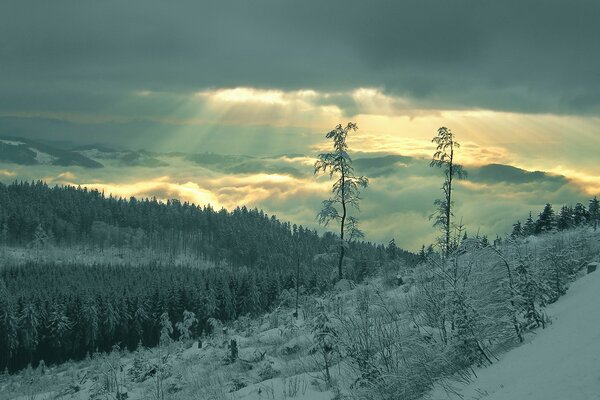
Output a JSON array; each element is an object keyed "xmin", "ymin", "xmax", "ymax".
[{"xmin": 1, "ymin": 1, "xmax": 599, "ymax": 250}]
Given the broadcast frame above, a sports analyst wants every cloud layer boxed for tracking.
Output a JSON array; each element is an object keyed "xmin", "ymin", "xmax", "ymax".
[{"xmin": 0, "ymin": 147, "xmax": 590, "ymax": 251}]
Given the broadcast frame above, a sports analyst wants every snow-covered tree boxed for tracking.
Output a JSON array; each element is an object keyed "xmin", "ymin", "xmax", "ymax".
[
  {"xmin": 81, "ymin": 296, "xmax": 99, "ymax": 349},
  {"xmin": 314, "ymin": 122, "xmax": 368, "ymax": 280},
  {"xmin": 31, "ymin": 224, "xmax": 52, "ymax": 248},
  {"xmin": 542, "ymin": 242, "xmax": 577, "ymax": 303},
  {"xmin": 19, "ymin": 303, "xmax": 40, "ymax": 363},
  {"xmin": 557, "ymin": 205, "xmax": 574, "ymax": 231},
  {"xmin": 589, "ymin": 196, "xmax": 599, "ymax": 231},
  {"xmin": 159, "ymin": 312, "xmax": 173, "ymax": 345},
  {"xmin": 47, "ymin": 304, "xmax": 73, "ymax": 349},
  {"xmin": 175, "ymin": 310, "xmax": 197, "ymax": 342},
  {"xmin": 132, "ymin": 298, "xmax": 149, "ymax": 341},
  {"xmin": 523, "ymin": 212, "xmax": 536, "ymax": 236},
  {"xmin": 430, "ymin": 127, "xmax": 466, "ymax": 258},
  {"xmin": 536, "ymin": 203, "xmax": 556, "ymax": 233},
  {"xmin": 573, "ymin": 202, "xmax": 589, "ymax": 226},
  {"xmin": 0, "ymin": 280, "xmax": 18, "ymax": 368},
  {"xmin": 103, "ymin": 300, "xmax": 119, "ymax": 341},
  {"xmin": 511, "ymin": 221, "xmax": 523, "ymax": 238},
  {"xmin": 309, "ymin": 301, "xmax": 338, "ymax": 386},
  {"xmin": 514, "ymin": 252, "xmax": 548, "ymax": 329}
]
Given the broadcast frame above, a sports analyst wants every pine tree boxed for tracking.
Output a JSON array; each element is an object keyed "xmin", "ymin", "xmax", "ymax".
[
  {"xmin": 47, "ymin": 304, "xmax": 72, "ymax": 351},
  {"xmin": 132, "ymin": 298, "xmax": 149, "ymax": 344},
  {"xmin": 103, "ymin": 300, "xmax": 119, "ymax": 344},
  {"xmin": 159, "ymin": 312, "xmax": 173, "ymax": 346},
  {"xmin": 480, "ymin": 235, "xmax": 489, "ymax": 247},
  {"xmin": 515, "ymin": 256, "xmax": 547, "ymax": 329},
  {"xmin": 309, "ymin": 302, "xmax": 338, "ymax": 387},
  {"xmin": 573, "ymin": 202, "xmax": 589, "ymax": 226},
  {"xmin": 450, "ymin": 291, "xmax": 488, "ymax": 367},
  {"xmin": 418, "ymin": 245, "xmax": 427, "ymax": 262},
  {"xmin": 536, "ymin": 203, "xmax": 556, "ymax": 233},
  {"xmin": 589, "ymin": 196, "xmax": 599, "ymax": 231},
  {"xmin": 81, "ymin": 296, "xmax": 99, "ymax": 351},
  {"xmin": 387, "ymin": 238, "xmax": 398, "ymax": 260},
  {"xmin": 557, "ymin": 205, "xmax": 574, "ymax": 231},
  {"xmin": 175, "ymin": 310, "xmax": 197, "ymax": 342},
  {"xmin": 511, "ymin": 221, "xmax": 523, "ymax": 239},
  {"xmin": 523, "ymin": 212, "xmax": 535, "ymax": 236},
  {"xmin": 19, "ymin": 303, "xmax": 40, "ymax": 363},
  {"xmin": 0, "ymin": 281, "xmax": 18, "ymax": 371}
]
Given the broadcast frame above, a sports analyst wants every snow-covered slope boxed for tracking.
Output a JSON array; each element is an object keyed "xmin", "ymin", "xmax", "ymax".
[{"xmin": 432, "ymin": 270, "xmax": 600, "ymax": 400}]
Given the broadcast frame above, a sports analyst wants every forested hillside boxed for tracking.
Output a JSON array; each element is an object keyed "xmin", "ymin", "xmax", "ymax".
[
  {"xmin": 0, "ymin": 180, "xmax": 417, "ymax": 373},
  {"xmin": 0, "ymin": 181, "xmax": 415, "ymax": 268}
]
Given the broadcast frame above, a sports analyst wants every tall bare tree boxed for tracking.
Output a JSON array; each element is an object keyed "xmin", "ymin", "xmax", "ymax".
[
  {"xmin": 430, "ymin": 127, "xmax": 466, "ymax": 258},
  {"xmin": 315, "ymin": 122, "xmax": 368, "ymax": 280}
]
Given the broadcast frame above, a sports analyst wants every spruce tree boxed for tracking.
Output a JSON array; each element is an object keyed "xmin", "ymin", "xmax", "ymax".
[
  {"xmin": 175, "ymin": 310, "xmax": 197, "ymax": 342},
  {"xmin": 387, "ymin": 238, "xmax": 398, "ymax": 260},
  {"xmin": 589, "ymin": 196, "xmax": 599, "ymax": 231},
  {"xmin": 511, "ymin": 221, "xmax": 523, "ymax": 238},
  {"xmin": 573, "ymin": 203, "xmax": 589, "ymax": 226},
  {"xmin": 557, "ymin": 205, "xmax": 574, "ymax": 231},
  {"xmin": 536, "ymin": 203, "xmax": 556, "ymax": 233},
  {"xmin": 515, "ymin": 257, "xmax": 547, "ymax": 329},
  {"xmin": 523, "ymin": 212, "xmax": 535, "ymax": 236},
  {"xmin": 309, "ymin": 302, "xmax": 338, "ymax": 387},
  {"xmin": 159, "ymin": 312, "xmax": 173, "ymax": 346}
]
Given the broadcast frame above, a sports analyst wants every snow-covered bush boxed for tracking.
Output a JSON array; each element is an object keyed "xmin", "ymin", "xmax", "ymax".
[{"xmin": 257, "ymin": 361, "xmax": 279, "ymax": 381}]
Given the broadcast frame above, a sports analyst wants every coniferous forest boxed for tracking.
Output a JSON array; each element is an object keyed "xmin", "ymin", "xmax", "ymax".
[{"xmin": 0, "ymin": 180, "xmax": 416, "ymax": 373}]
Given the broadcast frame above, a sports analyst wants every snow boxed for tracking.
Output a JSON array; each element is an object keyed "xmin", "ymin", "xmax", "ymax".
[
  {"xmin": 77, "ymin": 148, "xmax": 127, "ymax": 160},
  {"xmin": 29, "ymin": 148, "xmax": 57, "ymax": 164},
  {"xmin": 431, "ymin": 270, "xmax": 600, "ymax": 400},
  {"xmin": 0, "ymin": 139, "xmax": 26, "ymax": 146},
  {"xmin": 231, "ymin": 373, "xmax": 332, "ymax": 400}
]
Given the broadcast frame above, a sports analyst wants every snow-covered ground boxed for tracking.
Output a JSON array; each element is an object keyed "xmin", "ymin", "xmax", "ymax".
[
  {"xmin": 431, "ymin": 269, "xmax": 600, "ymax": 400},
  {"xmin": 2, "ymin": 231, "xmax": 598, "ymax": 400}
]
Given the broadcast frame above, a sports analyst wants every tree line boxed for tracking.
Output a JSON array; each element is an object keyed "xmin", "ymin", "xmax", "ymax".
[
  {"xmin": 511, "ymin": 198, "xmax": 600, "ymax": 238},
  {"xmin": 0, "ymin": 180, "xmax": 417, "ymax": 269}
]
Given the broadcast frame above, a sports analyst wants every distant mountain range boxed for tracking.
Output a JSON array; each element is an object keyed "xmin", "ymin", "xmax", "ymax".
[
  {"xmin": 0, "ymin": 136, "xmax": 103, "ymax": 168},
  {"xmin": 0, "ymin": 136, "xmax": 168, "ymax": 168},
  {"xmin": 0, "ymin": 135, "xmax": 569, "ymax": 190}
]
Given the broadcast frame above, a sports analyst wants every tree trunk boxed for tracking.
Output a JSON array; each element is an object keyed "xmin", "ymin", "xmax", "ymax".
[
  {"xmin": 338, "ymin": 170, "xmax": 346, "ymax": 280},
  {"xmin": 445, "ymin": 143, "xmax": 453, "ymax": 258}
]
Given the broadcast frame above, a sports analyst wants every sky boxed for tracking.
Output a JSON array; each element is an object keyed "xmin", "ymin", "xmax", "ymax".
[{"xmin": 1, "ymin": 1, "xmax": 600, "ymax": 250}]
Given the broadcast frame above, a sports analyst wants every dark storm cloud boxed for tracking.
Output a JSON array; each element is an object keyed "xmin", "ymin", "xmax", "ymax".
[{"xmin": 1, "ymin": 0, "xmax": 600, "ymax": 116}]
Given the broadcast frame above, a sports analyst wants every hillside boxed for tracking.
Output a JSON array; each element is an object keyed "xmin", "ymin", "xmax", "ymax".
[
  {"xmin": 0, "ymin": 137, "xmax": 102, "ymax": 168},
  {"xmin": 0, "ymin": 180, "xmax": 417, "ymax": 374},
  {"xmin": 430, "ymin": 264, "xmax": 600, "ymax": 400},
  {"xmin": 1, "ymin": 228, "xmax": 598, "ymax": 400},
  {"xmin": 0, "ymin": 181, "xmax": 416, "ymax": 269}
]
